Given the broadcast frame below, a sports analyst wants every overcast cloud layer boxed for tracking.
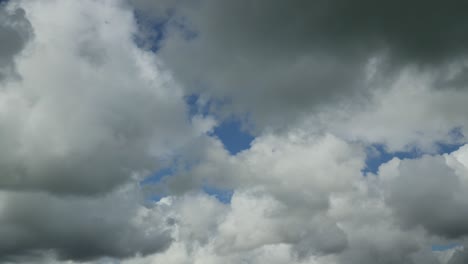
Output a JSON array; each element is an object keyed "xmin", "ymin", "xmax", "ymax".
[{"xmin": 1, "ymin": 0, "xmax": 468, "ymax": 263}]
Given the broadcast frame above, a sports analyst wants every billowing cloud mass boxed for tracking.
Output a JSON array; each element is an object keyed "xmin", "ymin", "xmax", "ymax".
[
  {"xmin": 0, "ymin": 0, "xmax": 199, "ymax": 195},
  {"xmin": 136, "ymin": 0, "xmax": 468, "ymax": 149},
  {"xmin": 1, "ymin": 0, "xmax": 468, "ymax": 263}
]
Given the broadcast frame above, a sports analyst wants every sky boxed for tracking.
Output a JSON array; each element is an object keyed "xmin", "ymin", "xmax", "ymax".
[{"xmin": 2, "ymin": 0, "xmax": 468, "ymax": 263}]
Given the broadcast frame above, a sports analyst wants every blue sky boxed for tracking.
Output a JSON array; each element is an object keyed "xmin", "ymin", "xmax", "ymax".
[
  {"xmin": 432, "ymin": 243, "xmax": 461, "ymax": 252},
  {"xmin": 362, "ymin": 141, "xmax": 464, "ymax": 175}
]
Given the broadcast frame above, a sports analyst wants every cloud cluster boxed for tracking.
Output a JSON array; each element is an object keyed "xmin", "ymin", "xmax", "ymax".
[
  {"xmin": 135, "ymin": 0, "xmax": 468, "ymax": 149},
  {"xmin": 0, "ymin": 0, "xmax": 196, "ymax": 195},
  {"xmin": 0, "ymin": 0, "xmax": 199, "ymax": 260},
  {"xmin": 114, "ymin": 133, "xmax": 468, "ymax": 264},
  {"xmin": 2, "ymin": 0, "xmax": 468, "ymax": 263}
]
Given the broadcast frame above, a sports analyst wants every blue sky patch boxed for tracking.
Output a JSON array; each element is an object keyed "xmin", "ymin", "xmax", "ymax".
[
  {"xmin": 362, "ymin": 142, "xmax": 464, "ymax": 175},
  {"xmin": 140, "ymin": 166, "xmax": 173, "ymax": 185},
  {"xmin": 362, "ymin": 144, "xmax": 422, "ymax": 175},
  {"xmin": 212, "ymin": 118, "xmax": 254, "ymax": 155},
  {"xmin": 203, "ymin": 185, "xmax": 233, "ymax": 204},
  {"xmin": 185, "ymin": 93, "xmax": 255, "ymax": 155},
  {"xmin": 431, "ymin": 243, "xmax": 461, "ymax": 252}
]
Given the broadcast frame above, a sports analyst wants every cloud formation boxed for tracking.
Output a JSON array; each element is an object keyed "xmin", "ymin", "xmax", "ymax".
[
  {"xmin": 135, "ymin": 0, "xmax": 468, "ymax": 149},
  {"xmin": 0, "ymin": 184, "xmax": 172, "ymax": 262},
  {"xmin": 0, "ymin": 0, "xmax": 198, "ymax": 195},
  {"xmin": 1, "ymin": 0, "xmax": 468, "ymax": 263}
]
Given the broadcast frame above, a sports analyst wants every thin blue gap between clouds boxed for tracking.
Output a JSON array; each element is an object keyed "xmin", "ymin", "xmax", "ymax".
[
  {"xmin": 143, "ymin": 165, "xmax": 235, "ymax": 205},
  {"xmin": 432, "ymin": 243, "xmax": 462, "ymax": 252},
  {"xmin": 362, "ymin": 127, "xmax": 466, "ymax": 175},
  {"xmin": 362, "ymin": 142, "xmax": 464, "ymax": 175}
]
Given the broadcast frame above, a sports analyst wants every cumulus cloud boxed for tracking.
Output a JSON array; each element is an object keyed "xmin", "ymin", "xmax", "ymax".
[
  {"xmin": 3, "ymin": 0, "xmax": 468, "ymax": 263},
  {"xmin": 134, "ymin": 133, "xmax": 468, "ymax": 264},
  {"xmin": 378, "ymin": 145, "xmax": 468, "ymax": 239},
  {"xmin": 0, "ymin": 0, "xmax": 200, "ymax": 195},
  {"xmin": 144, "ymin": 132, "xmax": 441, "ymax": 263}
]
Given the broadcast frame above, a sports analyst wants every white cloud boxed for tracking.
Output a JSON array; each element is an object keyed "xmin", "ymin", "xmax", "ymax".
[
  {"xmin": 3, "ymin": 0, "xmax": 468, "ymax": 263},
  {"xmin": 0, "ymin": 0, "xmax": 203, "ymax": 194}
]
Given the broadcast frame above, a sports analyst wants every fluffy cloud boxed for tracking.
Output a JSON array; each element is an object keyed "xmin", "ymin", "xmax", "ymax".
[
  {"xmin": 0, "ymin": 0, "xmax": 202, "ymax": 260},
  {"xmin": 306, "ymin": 66, "xmax": 468, "ymax": 151},
  {"xmin": 3, "ymin": 0, "xmax": 468, "ymax": 263},
  {"xmin": 378, "ymin": 145, "xmax": 468, "ymax": 239},
  {"xmin": 137, "ymin": 132, "xmax": 468, "ymax": 264},
  {"xmin": 145, "ymin": 132, "xmax": 446, "ymax": 264},
  {"xmin": 0, "ymin": 0, "xmax": 199, "ymax": 195}
]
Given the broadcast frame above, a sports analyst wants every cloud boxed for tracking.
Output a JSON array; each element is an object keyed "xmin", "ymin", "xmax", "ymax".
[
  {"xmin": 3, "ymin": 0, "xmax": 468, "ymax": 263},
  {"xmin": 132, "ymin": 0, "xmax": 468, "ymax": 150},
  {"xmin": 145, "ymin": 132, "xmax": 443, "ymax": 263},
  {"xmin": 0, "ymin": 0, "xmax": 201, "ymax": 195},
  {"xmin": 137, "ymin": 132, "xmax": 468, "ymax": 264},
  {"xmin": 0, "ymin": 2, "xmax": 32, "ymax": 81},
  {"xmin": 447, "ymin": 246, "xmax": 468, "ymax": 264},
  {"xmin": 378, "ymin": 145, "xmax": 468, "ymax": 239},
  {"xmin": 0, "ymin": 183, "xmax": 172, "ymax": 262}
]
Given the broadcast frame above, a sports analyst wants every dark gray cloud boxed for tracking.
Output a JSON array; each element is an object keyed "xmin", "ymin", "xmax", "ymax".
[
  {"xmin": 338, "ymin": 239, "xmax": 420, "ymax": 264},
  {"xmin": 448, "ymin": 247, "xmax": 468, "ymax": 264},
  {"xmin": 0, "ymin": 4, "xmax": 32, "ymax": 80},
  {"xmin": 131, "ymin": 0, "xmax": 468, "ymax": 131},
  {"xmin": 148, "ymin": 0, "xmax": 468, "ymax": 64},
  {"xmin": 0, "ymin": 185, "xmax": 172, "ymax": 262},
  {"xmin": 383, "ymin": 155, "xmax": 468, "ymax": 239}
]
